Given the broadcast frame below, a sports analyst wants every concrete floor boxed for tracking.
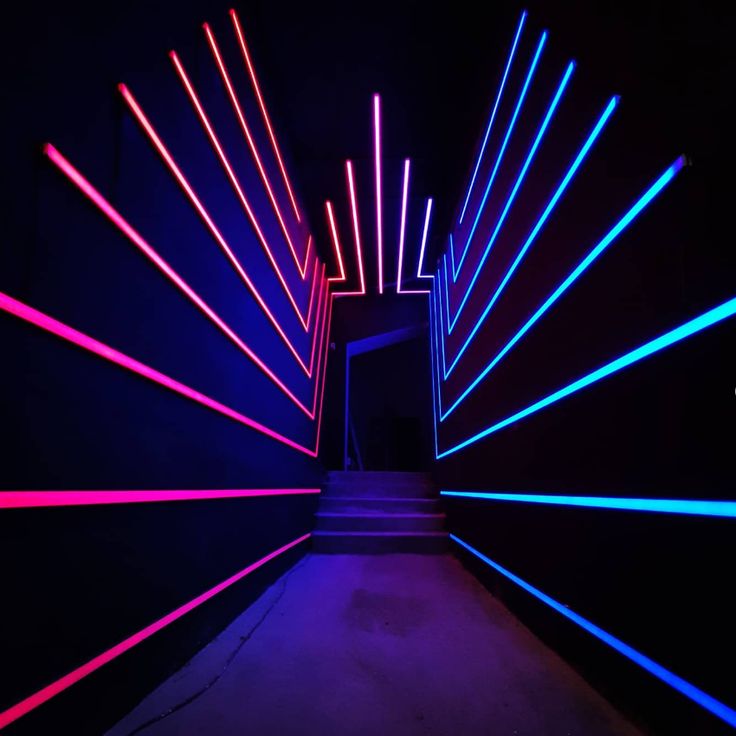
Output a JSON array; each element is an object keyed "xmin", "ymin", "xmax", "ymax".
[{"xmin": 107, "ymin": 554, "xmax": 642, "ymax": 736}]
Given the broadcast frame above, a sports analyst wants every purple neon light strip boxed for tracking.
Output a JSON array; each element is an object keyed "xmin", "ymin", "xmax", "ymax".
[
  {"xmin": 334, "ymin": 160, "xmax": 366, "ymax": 296},
  {"xmin": 119, "ymin": 84, "xmax": 318, "ymax": 376},
  {"xmin": 326, "ymin": 201, "xmax": 347, "ymax": 282},
  {"xmin": 374, "ymin": 94, "xmax": 384, "ymax": 294},
  {"xmin": 0, "ymin": 533, "xmax": 310, "ymax": 730},
  {"xmin": 171, "ymin": 51, "xmax": 315, "ymax": 329},
  {"xmin": 0, "ymin": 489, "xmax": 319, "ymax": 509},
  {"xmin": 204, "ymin": 23, "xmax": 309, "ymax": 279},
  {"xmin": 396, "ymin": 160, "xmax": 430, "ymax": 295},
  {"xmin": 416, "ymin": 198, "xmax": 434, "ymax": 280}
]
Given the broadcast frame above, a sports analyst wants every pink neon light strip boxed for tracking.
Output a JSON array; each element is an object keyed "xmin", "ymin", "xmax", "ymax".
[
  {"xmin": 0, "ymin": 533, "xmax": 310, "ymax": 730},
  {"xmin": 0, "ymin": 489, "xmax": 319, "ymax": 509},
  {"xmin": 305, "ymin": 265, "xmax": 327, "ymax": 380},
  {"xmin": 229, "ymin": 8, "xmax": 304, "ymax": 226},
  {"xmin": 44, "ymin": 144, "xmax": 314, "ymax": 417},
  {"xmin": 0, "ymin": 291, "xmax": 318, "ymax": 455},
  {"xmin": 334, "ymin": 160, "xmax": 366, "ymax": 297},
  {"xmin": 314, "ymin": 291, "xmax": 335, "ymax": 451},
  {"xmin": 171, "ymin": 51, "xmax": 314, "ymax": 330},
  {"xmin": 204, "ymin": 23, "xmax": 309, "ymax": 280},
  {"xmin": 417, "ymin": 198, "xmax": 434, "ymax": 279},
  {"xmin": 396, "ymin": 160, "xmax": 430, "ymax": 296},
  {"xmin": 119, "ymin": 84, "xmax": 313, "ymax": 376},
  {"xmin": 374, "ymin": 94, "xmax": 384, "ymax": 294},
  {"xmin": 325, "ymin": 201, "xmax": 346, "ymax": 282}
]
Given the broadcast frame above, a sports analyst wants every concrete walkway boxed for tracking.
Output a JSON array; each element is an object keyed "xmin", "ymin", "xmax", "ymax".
[{"xmin": 107, "ymin": 554, "xmax": 641, "ymax": 736}]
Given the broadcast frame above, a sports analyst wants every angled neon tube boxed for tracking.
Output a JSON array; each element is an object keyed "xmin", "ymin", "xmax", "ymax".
[
  {"xmin": 453, "ymin": 31, "xmax": 547, "ymax": 281},
  {"xmin": 442, "ymin": 156, "xmax": 686, "ymax": 420},
  {"xmin": 326, "ymin": 201, "xmax": 347, "ymax": 282},
  {"xmin": 444, "ymin": 95, "xmax": 619, "ymax": 377},
  {"xmin": 0, "ymin": 291, "xmax": 318, "ymax": 456},
  {"xmin": 448, "ymin": 60, "xmax": 575, "ymax": 332},
  {"xmin": 0, "ymin": 533, "xmax": 311, "ymax": 730},
  {"xmin": 417, "ymin": 198, "xmax": 434, "ymax": 279},
  {"xmin": 304, "ymin": 264, "xmax": 327, "ymax": 379},
  {"xmin": 334, "ymin": 160, "xmax": 366, "ymax": 296},
  {"xmin": 204, "ymin": 23, "xmax": 309, "ymax": 279},
  {"xmin": 313, "ymin": 288, "xmax": 336, "ymax": 452},
  {"xmin": 119, "ymin": 84, "xmax": 314, "ymax": 376},
  {"xmin": 457, "ymin": 10, "xmax": 527, "ymax": 225},
  {"xmin": 438, "ymin": 295, "xmax": 736, "ymax": 458},
  {"xmin": 0, "ymin": 489, "xmax": 320, "ymax": 509},
  {"xmin": 171, "ymin": 51, "xmax": 315, "ymax": 330},
  {"xmin": 397, "ymin": 161, "xmax": 430, "ymax": 295},
  {"xmin": 374, "ymin": 94, "xmax": 384, "ymax": 293},
  {"xmin": 441, "ymin": 491, "xmax": 736, "ymax": 517},
  {"xmin": 308, "ymin": 273, "xmax": 330, "ymax": 416},
  {"xmin": 44, "ymin": 144, "xmax": 316, "ymax": 416},
  {"xmin": 430, "ymin": 281, "xmax": 442, "ymax": 458},
  {"xmin": 230, "ymin": 8, "xmax": 304, "ymax": 225},
  {"xmin": 451, "ymin": 534, "xmax": 736, "ymax": 729}
]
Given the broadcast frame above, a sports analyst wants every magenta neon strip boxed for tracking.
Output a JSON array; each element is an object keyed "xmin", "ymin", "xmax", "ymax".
[
  {"xmin": 314, "ymin": 290, "xmax": 335, "ymax": 451},
  {"xmin": 325, "ymin": 201, "xmax": 347, "ymax": 282},
  {"xmin": 374, "ymin": 94, "xmax": 384, "ymax": 294},
  {"xmin": 417, "ymin": 198, "xmax": 434, "ymax": 279},
  {"xmin": 305, "ymin": 266, "xmax": 327, "ymax": 381},
  {"xmin": 0, "ymin": 291, "xmax": 318, "ymax": 455},
  {"xmin": 171, "ymin": 51, "xmax": 315, "ymax": 329},
  {"xmin": 396, "ymin": 159, "xmax": 430, "ymax": 296},
  {"xmin": 334, "ymin": 160, "xmax": 366, "ymax": 296},
  {"xmin": 44, "ymin": 144, "xmax": 316, "ymax": 417},
  {"xmin": 0, "ymin": 489, "xmax": 320, "ymax": 509},
  {"xmin": 119, "ymin": 84, "xmax": 314, "ymax": 376},
  {"xmin": 0, "ymin": 533, "xmax": 310, "ymax": 730},
  {"xmin": 229, "ymin": 9, "xmax": 304, "ymax": 226},
  {"xmin": 204, "ymin": 23, "xmax": 309, "ymax": 279}
]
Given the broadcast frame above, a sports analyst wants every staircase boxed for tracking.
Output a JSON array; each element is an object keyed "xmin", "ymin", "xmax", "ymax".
[{"xmin": 312, "ymin": 471, "xmax": 448, "ymax": 553}]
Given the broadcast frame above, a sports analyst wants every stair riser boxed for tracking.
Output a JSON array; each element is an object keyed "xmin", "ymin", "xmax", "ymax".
[
  {"xmin": 312, "ymin": 534, "xmax": 448, "ymax": 554},
  {"xmin": 315, "ymin": 515, "xmax": 445, "ymax": 532},
  {"xmin": 323, "ymin": 483, "xmax": 436, "ymax": 499},
  {"xmin": 326, "ymin": 472, "xmax": 430, "ymax": 483},
  {"xmin": 318, "ymin": 499, "xmax": 442, "ymax": 514}
]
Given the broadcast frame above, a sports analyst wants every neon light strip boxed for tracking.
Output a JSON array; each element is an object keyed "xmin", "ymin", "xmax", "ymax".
[
  {"xmin": 441, "ymin": 156, "xmax": 686, "ymax": 420},
  {"xmin": 438, "ymin": 295, "xmax": 736, "ymax": 458},
  {"xmin": 0, "ymin": 291, "xmax": 318, "ymax": 456},
  {"xmin": 326, "ymin": 201, "xmax": 347, "ymax": 282},
  {"xmin": 0, "ymin": 489, "xmax": 320, "ymax": 509},
  {"xmin": 229, "ymin": 9, "xmax": 304, "ymax": 225},
  {"xmin": 417, "ymin": 198, "xmax": 434, "ymax": 279},
  {"xmin": 374, "ymin": 94, "xmax": 384, "ymax": 294},
  {"xmin": 457, "ymin": 10, "xmax": 527, "ymax": 226},
  {"xmin": 308, "ymin": 274, "xmax": 331, "ymax": 416},
  {"xmin": 395, "ymin": 160, "xmax": 428, "ymax": 294},
  {"xmin": 334, "ymin": 160, "xmax": 366, "ymax": 296},
  {"xmin": 119, "ymin": 84, "xmax": 314, "ymax": 376},
  {"xmin": 429, "ymin": 283, "xmax": 440, "ymax": 458},
  {"xmin": 453, "ymin": 31, "xmax": 547, "ymax": 282},
  {"xmin": 441, "ymin": 491, "xmax": 736, "ymax": 517},
  {"xmin": 0, "ymin": 533, "xmax": 311, "ymax": 730},
  {"xmin": 44, "ymin": 144, "xmax": 315, "ymax": 417},
  {"xmin": 313, "ymin": 292, "xmax": 335, "ymax": 451},
  {"xmin": 304, "ymin": 264, "xmax": 326, "ymax": 380},
  {"xmin": 451, "ymin": 534, "xmax": 736, "ymax": 728},
  {"xmin": 204, "ymin": 23, "xmax": 309, "ymax": 279},
  {"xmin": 444, "ymin": 95, "xmax": 618, "ymax": 377},
  {"xmin": 171, "ymin": 51, "xmax": 314, "ymax": 329},
  {"xmin": 448, "ymin": 60, "xmax": 574, "ymax": 331}
]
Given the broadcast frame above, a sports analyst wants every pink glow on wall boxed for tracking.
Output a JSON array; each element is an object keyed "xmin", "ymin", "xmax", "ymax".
[
  {"xmin": 229, "ymin": 8, "xmax": 304, "ymax": 226},
  {"xmin": 119, "ymin": 83, "xmax": 314, "ymax": 376},
  {"xmin": 0, "ymin": 291, "xmax": 320, "ymax": 455},
  {"xmin": 170, "ymin": 51, "xmax": 315, "ymax": 330},
  {"xmin": 0, "ymin": 533, "xmax": 311, "ymax": 730},
  {"xmin": 374, "ymin": 94, "xmax": 384, "ymax": 293},
  {"xmin": 325, "ymin": 201, "xmax": 347, "ymax": 282},
  {"xmin": 44, "ymin": 144, "xmax": 317, "ymax": 416},
  {"xmin": 334, "ymin": 160, "xmax": 366, "ymax": 296},
  {"xmin": 0, "ymin": 489, "xmax": 320, "ymax": 509},
  {"xmin": 204, "ymin": 23, "xmax": 309, "ymax": 279}
]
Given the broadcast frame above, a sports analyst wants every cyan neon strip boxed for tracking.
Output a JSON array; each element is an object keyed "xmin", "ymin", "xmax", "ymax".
[
  {"xmin": 457, "ymin": 10, "xmax": 528, "ymax": 226},
  {"xmin": 438, "ymin": 295, "xmax": 736, "ymax": 457},
  {"xmin": 442, "ymin": 156, "xmax": 686, "ymax": 420},
  {"xmin": 449, "ymin": 60, "xmax": 574, "ymax": 331},
  {"xmin": 451, "ymin": 534, "xmax": 736, "ymax": 729},
  {"xmin": 441, "ymin": 491, "xmax": 736, "ymax": 517},
  {"xmin": 444, "ymin": 96, "xmax": 619, "ymax": 377},
  {"xmin": 453, "ymin": 31, "xmax": 547, "ymax": 281}
]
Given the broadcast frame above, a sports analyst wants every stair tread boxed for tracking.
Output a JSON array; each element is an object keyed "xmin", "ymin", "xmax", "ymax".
[
  {"xmin": 315, "ymin": 512, "xmax": 445, "ymax": 519},
  {"xmin": 312, "ymin": 530, "xmax": 447, "ymax": 537}
]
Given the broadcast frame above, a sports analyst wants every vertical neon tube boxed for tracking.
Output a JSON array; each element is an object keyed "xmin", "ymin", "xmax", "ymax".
[
  {"xmin": 334, "ymin": 160, "xmax": 366, "ymax": 297},
  {"xmin": 396, "ymin": 159, "xmax": 410, "ymax": 292},
  {"xmin": 374, "ymin": 94, "xmax": 384, "ymax": 294}
]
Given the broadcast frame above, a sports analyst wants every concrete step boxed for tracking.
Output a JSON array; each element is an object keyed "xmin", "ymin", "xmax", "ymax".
[
  {"xmin": 314, "ymin": 512, "xmax": 446, "ymax": 532},
  {"xmin": 318, "ymin": 497, "xmax": 442, "ymax": 514},
  {"xmin": 326, "ymin": 471, "xmax": 431, "ymax": 483},
  {"xmin": 323, "ymin": 481, "xmax": 436, "ymax": 499},
  {"xmin": 312, "ymin": 530, "xmax": 448, "ymax": 554}
]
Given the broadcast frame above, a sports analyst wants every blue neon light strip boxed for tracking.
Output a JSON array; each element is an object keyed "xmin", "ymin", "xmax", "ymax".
[
  {"xmin": 444, "ymin": 96, "xmax": 619, "ymax": 377},
  {"xmin": 449, "ymin": 60, "xmax": 574, "ymax": 332},
  {"xmin": 441, "ymin": 491, "xmax": 736, "ymax": 517},
  {"xmin": 441, "ymin": 156, "xmax": 686, "ymax": 420},
  {"xmin": 437, "ymin": 294, "xmax": 736, "ymax": 457},
  {"xmin": 453, "ymin": 31, "xmax": 547, "ymax": 281},
  {"xmin": 450, "ymin": 534, "xmax": 736, "ymax": 728},
  {"xmin": 457, "ymin": 11, "xmax": 528, "ymax": 226}
]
